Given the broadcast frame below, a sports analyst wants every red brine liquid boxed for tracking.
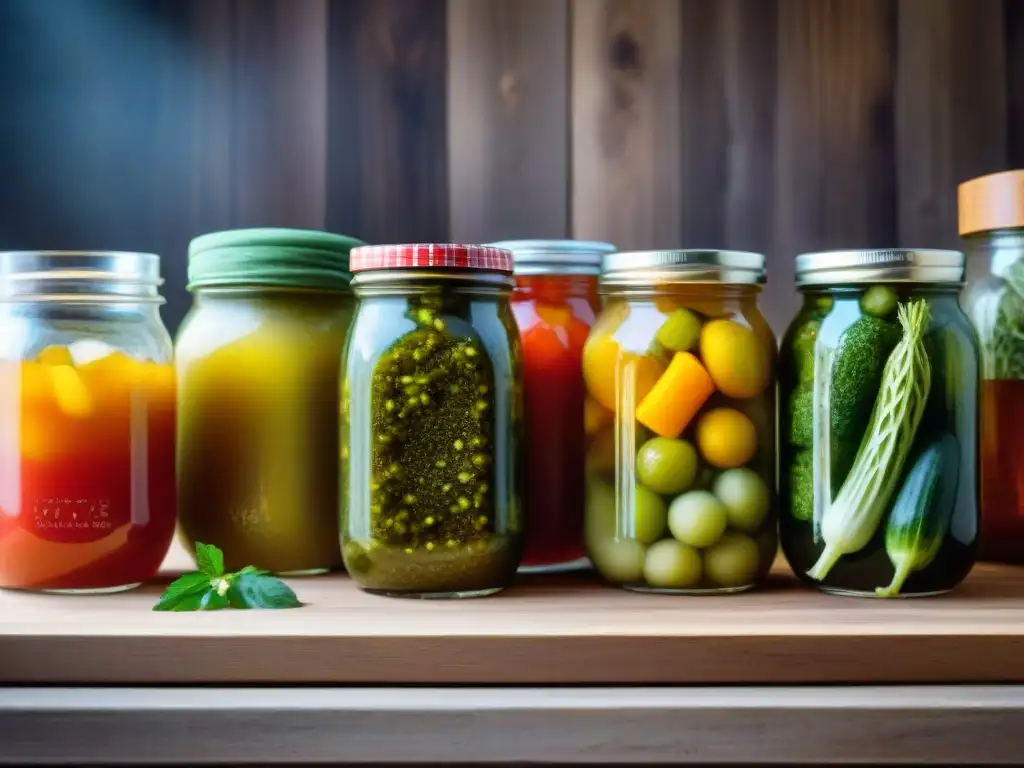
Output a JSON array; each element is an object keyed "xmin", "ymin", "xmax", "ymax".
[
  {"xmin": 980, "ymin": 378, "xmax": 1024, "ymax": 562},
  {"xmin": 512, "ymin": 275, "xmax": 598, "ymax": 570}
]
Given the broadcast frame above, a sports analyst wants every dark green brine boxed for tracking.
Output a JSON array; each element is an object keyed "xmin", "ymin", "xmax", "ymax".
[
  {"xmin": 341, "ymin": 253, "xmax": 523, "ymax": 598},
  {"xmin": 780, "ymin": 250, "xmax": 979, "ymax": 598}
]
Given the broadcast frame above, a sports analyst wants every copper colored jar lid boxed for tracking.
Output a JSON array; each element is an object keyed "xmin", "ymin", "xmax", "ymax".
[{"xmin": 958, "ymin": 170, "xmax": 1024, "ymax": 236}]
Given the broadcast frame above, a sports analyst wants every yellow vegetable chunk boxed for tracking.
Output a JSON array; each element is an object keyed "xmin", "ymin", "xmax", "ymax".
[
  {"xmin": 582, "ymin": 333, "xmax": 665, "ymax": 414},
  {"xmin": 696, "ymin": 407, "xmax": 758, "ymax": 469},
  {"xmin": 36, "ymin": 345, "xmax": 74, "ymax": 366},
  {"xmin": 699, "ymin": 319, "xmax": 771, "ymax": 399},
  {"xmin": 583, "ymin": 395, "xmax": 614, "ymax": 437},
  {"xmin": 635, "ymin": 352, "xmax": 715, "ymax": 438},
  {"xmin": 48, "ymin": 365, "xmax": 93, "ymax": 418}
]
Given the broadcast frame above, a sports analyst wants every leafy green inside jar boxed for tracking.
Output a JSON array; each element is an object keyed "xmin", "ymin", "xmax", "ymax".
[{"xmin": 992, "ymin": 257, "xmax": 1024, "ymax": 379}]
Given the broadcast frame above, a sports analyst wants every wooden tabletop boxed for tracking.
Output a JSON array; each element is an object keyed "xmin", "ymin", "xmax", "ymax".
[{"xmin": 2, "ymin": 545, "xmax": 1024, "ymax": 686}]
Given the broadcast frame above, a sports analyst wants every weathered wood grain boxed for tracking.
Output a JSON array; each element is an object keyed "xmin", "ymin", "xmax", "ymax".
[
  {"xmin": 571, "ymin": 0, "xmax": 683, "ymax": 250},
  {"xmin": 775, "ymin": 0, "xmax": 898, "ymax": 327},
  {"xmin": 895, "ymin": 0, "xmax": 1008, "ymax": 256},
  {"xmin": 326, "ymin": 0, "xmax": 449, "ymax": 244},
  {"xmin": 447, "ymin": 0, "xmax": 570, "ymax": 243}
]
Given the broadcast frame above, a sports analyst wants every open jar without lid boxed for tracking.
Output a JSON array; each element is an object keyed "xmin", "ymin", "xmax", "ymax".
[
  {"xmin": 341, "ymin": 244, "xmax": 524, "ymax": 598},
  {"xmin": 492, "ymin": 239, "xmax": 613, "ymax": 573},
  {"xmin": 780, "ymin": 248, "xmax": 979, "ymax": 597},
  {"xmin": 583, "ymin": 250, "xmax": 778, "ymax": 594},
  {"xmin": 0, "ymin": 251, "xmax": 176, "ymax": 593},
  {"xmin": 959, "ymin": 170, "xmax": 1024, "ymax": 563}
]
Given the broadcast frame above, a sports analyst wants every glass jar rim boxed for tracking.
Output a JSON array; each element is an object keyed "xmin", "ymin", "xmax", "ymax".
[
  {"xmin": 600, "ymin": 249, "xmax": 766, "ymax": 287},
  {"xmin": 0, "ymin": 250, "xmax": 164, "ymax": 302},
  {"xmin": 489, "ymin": 239, "xmax": 615, "ymax": 276}
]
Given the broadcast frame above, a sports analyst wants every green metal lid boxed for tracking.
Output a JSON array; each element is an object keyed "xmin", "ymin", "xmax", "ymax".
[{"xmin": 187, "ymin": 228, "xmax": 364, "ymax": 291}]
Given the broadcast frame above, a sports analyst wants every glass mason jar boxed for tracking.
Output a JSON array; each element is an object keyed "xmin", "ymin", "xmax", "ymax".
[
  {"xmin": 779, "ymin": 249, "xmax": 979, "ymax": 597},
  {"xmin": 582, "ymin": 250, "xmax": 777, "ymax": 594},
  {"xmin": 959, "ymin": 171, "xmax": 1024, "ymax": 563},
  {"xmin": 491, "ymin": 239, "xmax": 613, "ymax": 573},
  {"xmin": 341, "ymin": 243, "xmax": 524, "ymax": 598},
  {"xmin": 176, "ymin": 228, "xmax": 361, "ymax": 575},
  {"xmin": 0, "ymin": 251, "xmax": 176, "ymax": 593}
]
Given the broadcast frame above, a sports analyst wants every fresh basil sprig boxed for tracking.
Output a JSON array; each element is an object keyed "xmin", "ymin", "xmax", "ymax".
[{"xmin": 153, "ymin": 542, "xmax": 301, "ymax": 611}]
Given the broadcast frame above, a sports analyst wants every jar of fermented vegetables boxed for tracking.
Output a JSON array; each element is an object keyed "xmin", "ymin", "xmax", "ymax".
[
  {"xmin": 583, "ymin": 250, "xmax": 777, "ymax": 594},
  {"xmin": 960, "ymin": 171, "xmax": 1024, "ymax": 563},
  {"xmin": 0, "ymin": 251, "xmax": 176, "ymax": 593},
  {"xmin": 341, "ymin": 244, "xmax": 524, "ymax": 598},
  {"xmin": 779, "ymin": 249, "xmax": 979, "ymax": 597},
  {"xmin": 176, "ymin": 228, "xmax": 361, "ymax": 575},
  {"xmin": 491, "ymin": 239, "xmax": 613, "ymax": 573}
]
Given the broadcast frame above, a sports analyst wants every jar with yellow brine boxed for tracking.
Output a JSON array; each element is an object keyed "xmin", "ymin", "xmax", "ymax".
[
  {"xmin": 583, "ymin": 250, "xmax": 777, "ymax": 593},
  {"xmin": 341, "ymin": 244, "xmax": 524, "ymax": 598},
  {"xmin": 176, "ymin": 228, "xmax": 362, "ymax": 575}
]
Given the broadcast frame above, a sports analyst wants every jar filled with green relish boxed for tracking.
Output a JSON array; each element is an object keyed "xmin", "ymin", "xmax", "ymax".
[{"xmin": 341, "ymin": 244, "xmax": 525, "ymax": 598}]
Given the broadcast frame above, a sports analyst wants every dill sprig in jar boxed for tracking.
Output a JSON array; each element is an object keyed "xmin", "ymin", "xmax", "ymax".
[{"xmin": 341, "ymin": 243, "xmax": 524, "ymax": 598}]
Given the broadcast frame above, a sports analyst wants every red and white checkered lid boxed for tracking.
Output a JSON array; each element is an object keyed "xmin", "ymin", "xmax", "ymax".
[{"xmin": 349, "ymin": 243, "xmax": 513, "ymax": 274}]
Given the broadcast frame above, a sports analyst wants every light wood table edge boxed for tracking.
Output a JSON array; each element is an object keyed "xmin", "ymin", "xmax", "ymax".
[{"xmin": 1, "ymin": 685, "xmax": 1023, "ymax": 765}]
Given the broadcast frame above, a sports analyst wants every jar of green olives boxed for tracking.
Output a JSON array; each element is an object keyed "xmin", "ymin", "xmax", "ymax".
[
  {"xmin": 340, "ymin": 244, "xmax": 525, "ymax": 598},
  {"xmin": 583, "ymin": 251, "xmax": 777, "ymax": 593}
]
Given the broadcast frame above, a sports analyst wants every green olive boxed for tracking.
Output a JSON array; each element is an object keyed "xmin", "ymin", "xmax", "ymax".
[
  {"xmin": 585, "ymin": 474, "xmax": 617, "ymax": 542},
  {"xmin": 591, "ymin": 537, "xmax": 646, "ymax": 583},
  {"xmin": 642, "ymin": 539, "xmax": 702, "ymax": 589},
  {"xmin": 667, "ymin": 490, "xmax": 727, "ymax": 548},
  {"xmin": 656, "ymin": 308, "xmax": 702, "ymax": 351},
  {"xmin": 633, "ymin": 484, "xmax": 667, "ymax": 544},
  {"xmin": 712, "ymin": 468, "xmax": 771, "ymax": 533},
  {"xmin": 703, "ymin": 531, "xmax": 760, "ymax": 588},
  {"xmin": 636, "ymin": 437, "xmax": 698, "ymax": 495}
]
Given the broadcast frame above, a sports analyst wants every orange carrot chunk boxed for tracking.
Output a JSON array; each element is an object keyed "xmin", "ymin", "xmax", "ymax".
[{"xmin": 636, "ymin": 352, "xmax": 715, "ymax": 438}]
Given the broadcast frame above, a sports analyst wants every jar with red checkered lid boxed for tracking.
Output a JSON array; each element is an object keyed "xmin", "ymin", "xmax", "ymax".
[{"xmin": 341, "ymin": 243, "xmax": 524, "ymax": 598}]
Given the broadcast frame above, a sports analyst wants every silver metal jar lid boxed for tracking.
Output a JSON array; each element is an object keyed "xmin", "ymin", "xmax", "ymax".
[
  {"xmin": 0, "ymin": 251, "xmax": 165, "ymax": 301},
  {"xmin": 600, "ymin": 250, "xmax": 766, "ymax": 287},
  {"xmin": 794, "ymin": 249, "xmax": 965, "ymax": 287},
  {"xmin": 488, "ymin": 239, "xmax": 615, "ymax": 276}
]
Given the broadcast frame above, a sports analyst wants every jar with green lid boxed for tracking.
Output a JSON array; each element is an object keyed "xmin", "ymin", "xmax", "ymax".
[
  {"xmin": 779, "ymin": 249, "xmax": 979, "ymax": 597},
  {"xmin": 176, "ymin": 227, "xmax": 362, "ymax": 575},
  {"xmin": 582, "ymin": 250, "xmax": 777, "ymax": 594},
  {"xmin": 340, "ymin": 243, "xmax": 524, "ymax": 598}
]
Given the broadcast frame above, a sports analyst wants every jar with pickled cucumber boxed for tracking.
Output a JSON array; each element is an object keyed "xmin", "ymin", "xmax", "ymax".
[
  {"xmin": 583, "ymin": 250, "xmax": 777, "ymax": 593},
  {"xmin": 0, "ymin": 251, "xmax": 176, "ymax": 593},
  {"xmin": 341, "ymin": 244, "xmax": 524, "ymax": 598},
  {"xmin": 176, "ymin": 228, "xmax": 362, "ymax": 576},
  {"xmin": 779, "ymin": 249, "xmax": 979, "ymax": 597}
]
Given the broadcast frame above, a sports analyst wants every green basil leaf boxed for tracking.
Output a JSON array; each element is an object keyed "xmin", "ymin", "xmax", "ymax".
[
  {"xmin": 237, "ymin": 565, "xmax": 270, "ymax": 577},
  {"xmin": 194, "ymin": 542, "xmax": 224, "ymax": 577},
  {"xmin": 153, "ymin": 573, "xmax": 212, "ymax": 612},
  {"xmin": 198, "ymin": 588, "xmax": 231, "ymax": 611},
  {"xmin": 228, "ymin": 573, "xmax": 300, "ymax": 610}
]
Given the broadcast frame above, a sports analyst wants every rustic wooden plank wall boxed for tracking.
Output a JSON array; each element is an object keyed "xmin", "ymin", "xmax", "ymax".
[{"xmin": 0, "ymin": 0, "xmax": 1021, "ymax": 333}]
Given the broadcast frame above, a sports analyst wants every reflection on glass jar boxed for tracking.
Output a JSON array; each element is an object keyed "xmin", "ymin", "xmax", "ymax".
[
  {"xmin": 959, "ymin": 171, "xmax": 1024, "ymax": 563},
  {"xmin": 582, "ymin": 250, "xmax": 777, "ymax": 594},
  {"xmin": 492, "ymin": 239, "xmax": 612, "ymax": 573},
  {"xmin": 0, "ymin": 251, "xmax": 176, "ymax": 593},
  {"xmin": 176, "ymin": 228, "xmax": 361, "ymax": 575},
  {"xmin": 341, "ymin": 244, "xmax": 524, "ymax": 598},
  {"xmin": 779, "ymin": 249, "xmax": 979, "ymax": 597}
]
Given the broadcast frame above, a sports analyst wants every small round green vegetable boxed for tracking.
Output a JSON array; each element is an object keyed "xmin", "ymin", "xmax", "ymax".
[
  {"xmin": 585, "ymin": 475, "xmax": 617, "ymax": 542},
  {"xmin": 642, "ymin": 539, "xmax": 702, "ymax": 589},
  {"xmin": 656, "ymin": 308, "xmax": 702, "ymax": 351},
  {"xmin": 633, "ymin": 484, "xmax": 668, "ymax": 544},
  {"xmin": 860, "ymin": 285, "xmax": 898, "ymax": 317},
  {"xmin": 636, "ymin": 437, "xmax": 698, "ymax": 495},
  {"xmin": 703, "ymin": 531, "xmax": 760, "ymax": 587},
  {"xmin": 667, "ymin": 490, "xmax": 728, "ymax": 548},
  {"xmin": 592, "ymin": 537, "xmax": 646, "ymax": 583},
  {"xmin": 712, "ymin": 468, "xmax": 771, "ymax": 533}
]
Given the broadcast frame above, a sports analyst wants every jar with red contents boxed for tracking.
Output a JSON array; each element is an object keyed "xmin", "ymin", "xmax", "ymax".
[{"xmin": 491, "ymin": 240, "xmax": 615, "ymax": 572}]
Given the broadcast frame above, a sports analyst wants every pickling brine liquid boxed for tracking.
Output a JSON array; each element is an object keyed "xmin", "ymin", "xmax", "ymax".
[{"xmin": 980, "ymin": 379, "xmax": 1024, "ymax": 561}]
